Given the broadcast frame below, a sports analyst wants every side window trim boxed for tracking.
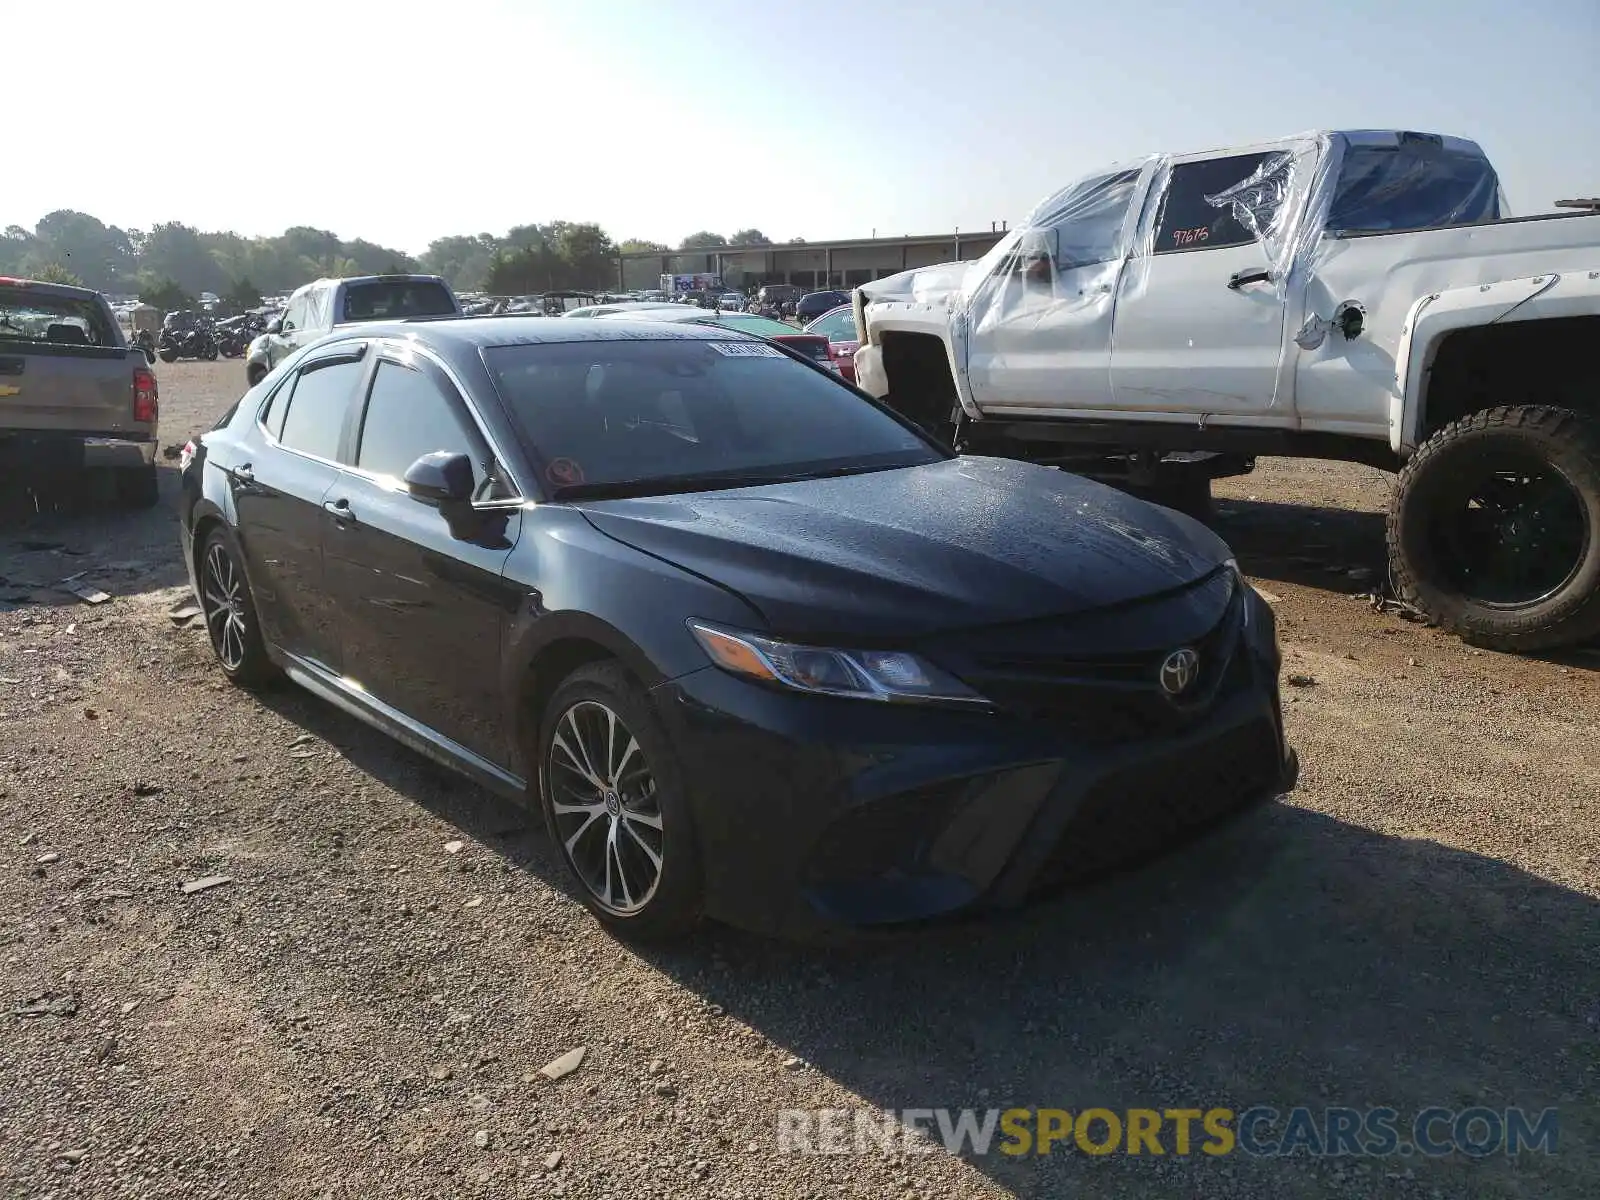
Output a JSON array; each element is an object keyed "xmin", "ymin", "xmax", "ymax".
[
  {"xmin": 259, "ymin": 343, "xmax": 372, "ymax": 466},
  {"xmin": 361, "ymin": 341, "xmax": 529, "ymax": 504},
  {"xmin": 348, "ymin": 352, "xmax": 513, "ymax": 504}
]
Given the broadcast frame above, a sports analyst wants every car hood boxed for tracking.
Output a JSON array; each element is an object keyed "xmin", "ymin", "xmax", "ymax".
[{"xmin": 576, "ymin": 457, "xmax": 1231, "ymax": 640}]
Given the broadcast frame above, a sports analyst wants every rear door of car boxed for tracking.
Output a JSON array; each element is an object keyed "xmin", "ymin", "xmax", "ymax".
[
  {"xmin": 320, "ymin": 345, "xmax": 524, "ymax": 765},
  {"xmin": 232, "ymin": 344, "xmax": 372, "ymax": 673}
]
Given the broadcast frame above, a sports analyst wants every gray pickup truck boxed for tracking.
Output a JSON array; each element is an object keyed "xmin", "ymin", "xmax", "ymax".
[{"xmin": 0, "ymin": 276, "xmax": 160, "ymax": 508}]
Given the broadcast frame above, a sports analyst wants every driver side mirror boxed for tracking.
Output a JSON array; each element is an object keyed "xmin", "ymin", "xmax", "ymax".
[
  {"xmin": 404, "ymin": 450, "xmax": 475, "ymax": 504},
  {"xmin": 267, "ymin": 317, "xmax": 284, "ymax": 335}
]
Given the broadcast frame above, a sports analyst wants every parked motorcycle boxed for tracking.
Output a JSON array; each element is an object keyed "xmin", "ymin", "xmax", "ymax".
[
  {"xmin": 156, "ymin": 325, "xmax": 219, "ymax": 363},
  {"xmin": 213, "ymin": 315, "xmax": 259, "ymax": 358}
]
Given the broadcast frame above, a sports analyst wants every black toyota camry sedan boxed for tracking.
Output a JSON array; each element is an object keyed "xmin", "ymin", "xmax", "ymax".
[{"xmin": 178, "ymin": 317, "xmax": 1296, "ymax": 938}]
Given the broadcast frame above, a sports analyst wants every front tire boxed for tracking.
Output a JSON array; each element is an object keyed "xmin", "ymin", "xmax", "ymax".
[
  {"xmin": 1388, "ymin": 405, "xmax": 1600, "ymax": 651},
  {"xmin": 196, "ymin": 526, "xmax": 275, "ymax": 685},
  {"xmin": 536, "ymin": 662, "xmax": 703, "ymax": 938}
]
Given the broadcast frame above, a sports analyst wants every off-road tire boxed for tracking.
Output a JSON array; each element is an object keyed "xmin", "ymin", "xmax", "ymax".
[
  {"xmin": 536, "ymin": 661, "xmax": 703, "ymax": 940},
  {"xmin": 114, "ymin": 463, "xmax": 160, "ymax": 510},
  {"xmin": 1388, "ymin": 405, "xmax": 1600, "ymax": 652}
]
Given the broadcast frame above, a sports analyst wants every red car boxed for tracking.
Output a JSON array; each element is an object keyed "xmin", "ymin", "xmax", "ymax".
[{"xmin": 804, "ymin": 304, "xmax": 860, "ymax": 383}]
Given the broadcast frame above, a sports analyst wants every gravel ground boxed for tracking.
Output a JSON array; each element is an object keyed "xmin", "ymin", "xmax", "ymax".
[{"xmin": 1, "ymin": 359, "xmax": 1596, "ymax": 1199}]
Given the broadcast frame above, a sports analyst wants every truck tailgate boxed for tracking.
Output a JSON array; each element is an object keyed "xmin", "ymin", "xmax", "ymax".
[
  {"xmin": 0, "ymin": 345, "xmax": 139, "ymax": 435},
  {"xmin": 1, "ymin": 278, "xmax": 147, "ymax": 440}
]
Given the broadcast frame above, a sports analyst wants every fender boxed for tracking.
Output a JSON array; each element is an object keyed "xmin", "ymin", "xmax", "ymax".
[
  {"xmin": 855, "ymin": 302, "xmax": 982, "ymax": 419},
  {"xmin": 1394, "ymin": 269, "xmax": 1600, "ymax": 454}
]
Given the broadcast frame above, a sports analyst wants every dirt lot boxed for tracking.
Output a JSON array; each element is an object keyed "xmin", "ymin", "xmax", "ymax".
[{"xmin": 2, "ymin": 358, "xmax": 1596, "ymax": 1199}]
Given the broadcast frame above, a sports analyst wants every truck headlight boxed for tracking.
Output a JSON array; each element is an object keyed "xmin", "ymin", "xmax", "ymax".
[{"xmin": 689, "ymin": 620, "xmax": 988, "ymax": 708}]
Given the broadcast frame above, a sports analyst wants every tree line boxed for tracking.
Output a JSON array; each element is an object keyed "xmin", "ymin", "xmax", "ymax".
[{"xmin": 0, "ymin": 211, "xmax": 793, "ymax": 304}]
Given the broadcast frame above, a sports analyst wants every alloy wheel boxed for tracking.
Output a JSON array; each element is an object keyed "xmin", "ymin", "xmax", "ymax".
[
  {"xmin": 200, "ymin": 541, "xmax": 249, "ymax": 671},
  {"xmin": 546, "ymin": 700, "xmax": 664, "ymax": 914}
]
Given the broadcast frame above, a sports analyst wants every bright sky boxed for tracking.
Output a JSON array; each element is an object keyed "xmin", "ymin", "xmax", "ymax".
[{"xmin": 8, "ymin": 0, "xmax": 1595, "ymax": 254}]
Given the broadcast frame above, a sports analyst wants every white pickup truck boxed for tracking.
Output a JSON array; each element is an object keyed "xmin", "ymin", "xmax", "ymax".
[{"xmin": 853, "ymin": 129, "xmax": 1600, "ymax": 652}]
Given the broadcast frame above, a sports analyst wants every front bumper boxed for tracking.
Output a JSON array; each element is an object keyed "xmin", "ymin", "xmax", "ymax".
[{"xmin": 651, "ymin": 615, "xmax": 1294, "ymax": 938}]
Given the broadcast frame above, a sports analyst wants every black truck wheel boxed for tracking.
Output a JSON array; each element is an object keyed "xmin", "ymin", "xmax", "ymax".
[{"xmin": 1388, "ymin": 405, "xmax": 1600, "ymax": 652}]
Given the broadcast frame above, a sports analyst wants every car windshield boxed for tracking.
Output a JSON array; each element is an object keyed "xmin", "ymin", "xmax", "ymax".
[
  {"xmin": 806, "ymin": 308, "xmax": 857, "ymax": 341},
  {"xmin": 483, "ymin": 338, "xmax": 943, "ymax": 498},
  {"xmin": 0, "ymin": 285, "xmax": 115, "ymax": 346},
  {"xmin": 340, "ymin": 279, "xmax": 456, "ymax": 322}
]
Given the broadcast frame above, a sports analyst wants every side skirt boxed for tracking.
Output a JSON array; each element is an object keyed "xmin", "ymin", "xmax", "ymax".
[{"xmin": 275, "ymin": 649, "xmax": 529, "ymax": 805}]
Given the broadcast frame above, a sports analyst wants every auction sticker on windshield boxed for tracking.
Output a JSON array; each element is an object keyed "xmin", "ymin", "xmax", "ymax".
[{"xmin": 707, "ymin": 341, "xmax": 784, "ymax": 357}]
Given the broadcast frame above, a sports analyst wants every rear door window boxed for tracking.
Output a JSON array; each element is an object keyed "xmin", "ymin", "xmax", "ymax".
[
  {"xmin": 276, "ymin": 357, "xmax": 365, "ymax": 461},
  {"xmin": 1151, "ymin": 152, "xmax": 1285, "ymax": 254}
]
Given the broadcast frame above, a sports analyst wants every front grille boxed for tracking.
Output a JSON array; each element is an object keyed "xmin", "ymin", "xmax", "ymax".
[
  {"xmin": 929, "ymin": 575, "xmax": 1248, "ymax": 745},
  {"xmin": 1029, "ymin": 720, "xmax": 1280, "ymax": 894}
]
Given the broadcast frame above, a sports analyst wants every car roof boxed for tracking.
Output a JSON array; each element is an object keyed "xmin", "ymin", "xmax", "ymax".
[{"xmin": 327, "ymin": 316, "xmax": 756, "ymax": 374}]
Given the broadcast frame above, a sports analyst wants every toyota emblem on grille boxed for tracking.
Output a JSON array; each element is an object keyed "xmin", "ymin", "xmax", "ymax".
[{"xmin": 1159, "ymin": 648, "xmax": 1200, "ymax": 696}]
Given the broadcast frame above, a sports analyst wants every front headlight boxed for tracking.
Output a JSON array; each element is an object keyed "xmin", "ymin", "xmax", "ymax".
[
  {"xmin": 1224, "ymin": 557, "xmax": 1248, "ymax": 627},
  {"xmin": 688, "ymin": 620, "xmax": 988, "ymax": 708}
]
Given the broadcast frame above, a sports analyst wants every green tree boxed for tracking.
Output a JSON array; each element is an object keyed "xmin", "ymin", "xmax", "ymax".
[
  {"xmin": 484, "ymin": 248, "xmax": 545, "ymax": 295},
  {"xmin": 551, "ymin": 221, "xmax": 617, "ymax": 290},
  {"xmin": 1, "ymin": 225, "xmax": 35, "ymax": 275},
  {"xmin": 729, "ymin": 229, "xmax": 771, "ymax": 246},
  {"xmin": 679, "ymin": 231, "xmax": 728, "ymax": 250},
  {"xmin": 226, "ymin": 277, "xmax": 262, "ymax": 311},
  {"xmin": 140, "ymin": 222, "xmax": 225, "ymax": 295},
  {"xmin": 138, "ymin": 276, "xmax": 195, "ymax": 315},
  {"xmin": 420, "ymin": 234, "xmax": 501, "ymax": 292},
  {"xmin": 29, "ymin": 211, "xmax": 136, "ymax": 291},
  {"xmin": 34, "ymin": 262, "xmax": 84, "ymax": 286},
  {"xmin": 618, "ymin": 238, "xmax": 671, "ymax": 254}
]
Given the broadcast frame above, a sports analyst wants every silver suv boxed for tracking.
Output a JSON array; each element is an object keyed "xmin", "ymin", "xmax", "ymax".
[{"xmin": 245, "ymin": 274, "xmax": 460, "ymax": 385}]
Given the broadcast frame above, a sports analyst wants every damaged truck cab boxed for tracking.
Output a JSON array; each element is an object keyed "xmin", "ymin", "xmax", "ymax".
[{"xmin": 855, "ymin": 129, "xmax": 1600, "ymax": 652}]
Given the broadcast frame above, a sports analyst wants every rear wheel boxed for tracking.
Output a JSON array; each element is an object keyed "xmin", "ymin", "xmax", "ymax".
[
  {"xmin": 1388, "ymin": 405, "xmax": 1600, "ymax": 651},
  {"xmin": 157, "ymin": 347, "xmax": 177, "ymax": 363},
  {"xmin": 196, "ymin": 527, "xmax": 275, "ymax": 685},
  {"xmin": 537, "ymin": 661, "xmax": 702, "ymax": 939}
]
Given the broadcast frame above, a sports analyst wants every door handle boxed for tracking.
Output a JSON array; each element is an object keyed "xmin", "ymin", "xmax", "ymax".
[
  {"xmin": 1227, "ymin": 267, "xmax": 1272, "ymax": 290},
  {"xmin": 323, "ymin": 498, "xmax": 355, "ymax": 525}
]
